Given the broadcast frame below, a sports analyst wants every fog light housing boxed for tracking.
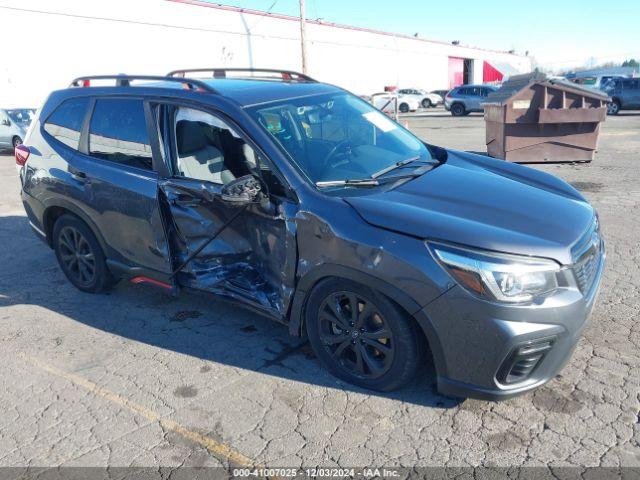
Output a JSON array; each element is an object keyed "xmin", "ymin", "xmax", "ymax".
[{"xmin": 497, "ymin": 337, "xmax": 555, "ymax": 385}]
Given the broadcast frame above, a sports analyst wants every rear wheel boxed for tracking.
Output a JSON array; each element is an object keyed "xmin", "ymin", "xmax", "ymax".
[
  {"xmin": 53, "ymin": 214, "xmax": 114, "ymax": 293},
  {"xmin": 421, "ymin": 98, "xmax": 432, "ymax": 108},
  {"xmin": 450, "ymin": 103, "xmax": 465, "ymax": 116},
  {"xmin": 12, "ymin": 136, "xmax": 22, "ymax": 148},
  {"xmin": 305, "ymin": 278, "xmax": 422, "ymax": 391}
]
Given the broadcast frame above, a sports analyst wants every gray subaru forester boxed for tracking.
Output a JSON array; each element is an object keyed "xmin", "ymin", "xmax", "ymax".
[{"xmin": 17, "ymin": 69, "xmax": 604, "ymax": 400}]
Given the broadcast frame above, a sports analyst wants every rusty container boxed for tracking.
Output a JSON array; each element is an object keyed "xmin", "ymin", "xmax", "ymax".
[{"xmin": 483, "ymin": 72, "xmax": 610, "ymax": 162}]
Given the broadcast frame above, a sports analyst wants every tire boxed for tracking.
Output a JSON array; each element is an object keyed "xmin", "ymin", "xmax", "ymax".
[
  {"xmin": 53, "ymin": 214, "xmax": 115, "ymax": 293},
  {"xmin": 607, "ymin": 100, "xmax": 620, "ymax": 115},
  {"xmin": 450, "ymin": 103, "xmax": 465, "ymax": 116},
  {"xmin": 305, "ymin": 278, "xmax": 423, "ymax": 391},
  {"xmin": 399, "ymin": 103, "xmax": 410, "ymax": 113},
  {"xmin": 12, "ymin": 136, "xmax": 22, "ymax": 148},
  {"xmin": 421, "ymin": 98, "xmax": 432, "ymax": 108}
]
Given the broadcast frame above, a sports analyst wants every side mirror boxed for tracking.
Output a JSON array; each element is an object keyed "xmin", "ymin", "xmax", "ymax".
[{"xmin": 220, "ymin": 175, "xmax": 262, "ymax": 205}]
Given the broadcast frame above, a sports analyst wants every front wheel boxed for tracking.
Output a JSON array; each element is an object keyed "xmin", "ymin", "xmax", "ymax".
[
  {"xmin": 421, "ymin": 98, "xmax": 432, "ymax": 108},
  {"xmin": 305, "ymin": 278, "xmax": 422, "ymax": 391},
  {"xmin": 399, "ymin": 103, "xmax": 410, "ymax": 113},
  {"xmin": 607, "ymin": 100, "xmax": 620, "ymax": 115},
  {"xmin": 450, "ymin": 103, "xmax": 465, "ymax": 116}
]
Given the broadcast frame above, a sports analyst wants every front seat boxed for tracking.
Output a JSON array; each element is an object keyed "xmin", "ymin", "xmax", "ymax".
[{"xmin": 176, "ymin": 121, "xmax": 235, "ymax": 184}]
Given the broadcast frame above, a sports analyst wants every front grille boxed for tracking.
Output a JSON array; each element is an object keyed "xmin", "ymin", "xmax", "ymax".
[
  {"xmin": 571, "ymin": 219, "xmax": 603, "ymax": 293},
  {"xmin": 574, "ymin": 248, "xmax": 601, "ymax": 292}
]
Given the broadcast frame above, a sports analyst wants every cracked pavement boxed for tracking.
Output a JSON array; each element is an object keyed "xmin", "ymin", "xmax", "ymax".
[{"xmin": 0, "ymin": 111, "xmax": 638, "ymax": 468}]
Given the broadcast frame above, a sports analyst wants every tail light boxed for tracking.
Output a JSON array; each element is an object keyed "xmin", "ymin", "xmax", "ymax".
[{"xmin": 15, "ymin": 144, "xmax": 30, "ymax": 166}]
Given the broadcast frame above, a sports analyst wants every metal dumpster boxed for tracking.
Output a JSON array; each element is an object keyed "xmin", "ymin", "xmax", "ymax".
[{"xmin": 484, "ymin": 72, "xmax": 610, "ymax": 162}]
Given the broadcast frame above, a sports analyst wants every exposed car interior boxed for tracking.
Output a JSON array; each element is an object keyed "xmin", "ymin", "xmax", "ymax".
[{"xmin": 173, "ymin": 107, "xmax": 256, "ymax": 184}]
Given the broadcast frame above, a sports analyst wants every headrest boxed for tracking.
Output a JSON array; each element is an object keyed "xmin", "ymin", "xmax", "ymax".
[{"xmin": 176, "ymin": 121, "xmax": 211, "ymax": 155}]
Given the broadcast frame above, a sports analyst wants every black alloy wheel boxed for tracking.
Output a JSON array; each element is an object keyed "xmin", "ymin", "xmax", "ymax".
[
  {"xmin": 53, "ymin": 214, "xmax": 115, "ymax": 293},
  {"xmin": 57, "ymin": 225, "xmax": 96, "ymax": 287},
  {"xmin": 318, "ymin": 291, "xmax": 395, "ymax": 379},
  {"xmin": 306, "ymin": 279, "xmax": 423, "ymax": 391}
]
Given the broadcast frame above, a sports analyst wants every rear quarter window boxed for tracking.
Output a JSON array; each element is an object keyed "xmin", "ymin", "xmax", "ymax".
[
  {"xmin": 43, "ymin": 97, "xmax": 90, "ymax": 149},
  {"xmin": 88, "ymin": 98, "xmax": 153, "ymax": 170}
]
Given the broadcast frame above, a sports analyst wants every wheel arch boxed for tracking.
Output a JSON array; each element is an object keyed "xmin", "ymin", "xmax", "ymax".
[
  {"xmin": 288, "ymin": 264, "xmax": 447, "ymax": 378},
  {"xmin": 42, "ymin": 200, "xmax": 109, "ymax": 255},
  {"xmin": 288, "ymin": 264, "xmax": 421, "ymax": 336}
]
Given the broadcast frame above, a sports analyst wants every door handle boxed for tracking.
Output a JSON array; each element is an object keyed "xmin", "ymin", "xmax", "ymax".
[
  {"xmin": 69, "ymin": 168, "xmax": 87, "ymax": 182},
  {"xmin": 171, "ymin": 194, "xmax": 201, "ymax": 207}
]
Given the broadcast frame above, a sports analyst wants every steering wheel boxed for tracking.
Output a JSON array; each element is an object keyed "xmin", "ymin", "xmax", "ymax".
[
  {"xmin": 319, "ymin": 140, "xmax": 367, "ymax": 178},
  {"xmin": 321, "ymin": 140, "xmax": 351, "ymax": 168}
]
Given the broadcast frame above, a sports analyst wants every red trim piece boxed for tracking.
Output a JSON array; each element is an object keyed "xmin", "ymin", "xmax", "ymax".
[
  {"xmin": 164, "ymin": 0, "xmax": 519, "ymax": 56},
  {"xmin": 15, "ymin": 144, "xmax": 30, "ymax": 166},
  {"xmin": 483, "ymin": 61, "xmax": 504, "ymax": 83},
  {"xmin": 130, "ymin": 276, "xmax": 173, "ymax": 290}
]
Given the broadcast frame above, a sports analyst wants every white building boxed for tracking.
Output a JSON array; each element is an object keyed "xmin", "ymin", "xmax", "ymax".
[{"xmin": 0, "ymin": 0, "xmax": 532, "ymax": 107}]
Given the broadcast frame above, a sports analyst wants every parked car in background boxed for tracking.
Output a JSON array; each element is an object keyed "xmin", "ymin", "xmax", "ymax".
[
  {"xmin": 444, "ymin": 85, "xmax": 498, "ymax": 116},
  {"xmin": 397, "ymin": 89, "xmax": 442, "ymax": 108},
  {"xmin": 0, "ymin": 108, "xmax": 35, "ymax": 149},
  {"xmin": 602, "ymin": 77, "xmax": 640, "ymax": 114},
  {"xmin": 430, "ymin": 89, "xmax": 450, "ymax": 100},
  {"xmin": 370, "ymin": 91, "xmax": 420, "ymax": 114},
  {"xmin": 17, "ymin": 68, "xmax": 604, "ymax": 400},
  {"xmin": 569, "ymin": 75, "xmax": 628, "ymax": 92}
]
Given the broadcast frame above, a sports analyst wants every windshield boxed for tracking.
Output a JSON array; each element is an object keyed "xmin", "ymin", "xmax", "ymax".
[
  {"xmin": 6, "ymin": 109, "xmax": 34, "ymax": 125},
  {"xmin": 246, "ymin": 92, "xmax": 434, "ymax": 185}
]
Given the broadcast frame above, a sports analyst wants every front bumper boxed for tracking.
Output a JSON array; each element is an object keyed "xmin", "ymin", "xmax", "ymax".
[{"xmin": 414, "ymin": 249, "xmax": 605, "ymax": 401}]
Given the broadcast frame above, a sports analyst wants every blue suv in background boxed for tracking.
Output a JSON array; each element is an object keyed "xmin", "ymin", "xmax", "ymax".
[{"xmin": 444, "ymin": 84, "xmax": 498, "ymax": 116}]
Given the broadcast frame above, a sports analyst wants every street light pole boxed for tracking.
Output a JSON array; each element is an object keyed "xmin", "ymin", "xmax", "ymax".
[{"xmin": 299, "ymin": 0, "xmax": 308, "ymax": 74}]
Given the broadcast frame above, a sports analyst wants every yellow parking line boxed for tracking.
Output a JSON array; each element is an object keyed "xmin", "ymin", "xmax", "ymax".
[{"xmin": 18, "ymin": 352, "xmax": 255, "ymax": 467}]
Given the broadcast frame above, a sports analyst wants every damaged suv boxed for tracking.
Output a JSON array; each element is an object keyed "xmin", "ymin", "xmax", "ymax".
[{"xmin": 18, "ymin": 69, "xmax": 604, "ymax": 400}]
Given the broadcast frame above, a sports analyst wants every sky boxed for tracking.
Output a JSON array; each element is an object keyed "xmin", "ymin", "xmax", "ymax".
[{"xmin": 205, "ymin": 0, "xmax": 640, "ymax": 71}]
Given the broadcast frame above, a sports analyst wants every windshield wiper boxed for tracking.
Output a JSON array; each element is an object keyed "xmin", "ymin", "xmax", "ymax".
[
  {"xmin": 316, "ymin": 178, "xmax": 380, "ymax": 188},
  {"xmin": 371, "ymin": 156, "xmax": 430, "ymax": 179}
]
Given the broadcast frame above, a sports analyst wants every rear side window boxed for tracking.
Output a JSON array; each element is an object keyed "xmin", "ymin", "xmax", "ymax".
[
  {"xmin": 43, "ymin": 97, "xmax": 90, "ymax": 149},
  {"xmin": 88, "ymin": 98, "xmax": 152, "ymax": 170}
]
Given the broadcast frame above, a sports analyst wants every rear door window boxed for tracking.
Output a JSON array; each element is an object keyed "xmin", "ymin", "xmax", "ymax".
[
  {"xmin": 43, "ymin": 97, "xmax": 90, "ymax": 149},
  {"xmin": 88, "ymin": 98, "xmax": 153, "ymax": 170}
]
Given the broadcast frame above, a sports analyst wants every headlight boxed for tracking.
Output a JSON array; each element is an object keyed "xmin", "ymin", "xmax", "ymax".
[{"xmin": 428, "ymin": 242, "xmax": 561, "ymax": 303}]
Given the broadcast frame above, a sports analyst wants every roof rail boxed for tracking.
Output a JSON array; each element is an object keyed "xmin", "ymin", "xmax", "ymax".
[
  {"xmin": 69, "ymin": 75, "xmax": 220, "ymax": 94},
  {"xmin": 167, "ymin": 68, "xmax": 317, "ymax": 83}
]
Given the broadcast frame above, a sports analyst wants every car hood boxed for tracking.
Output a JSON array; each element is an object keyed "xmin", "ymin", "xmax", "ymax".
[{"xmin": 344, "ymin": 150, "xmax": 595, "ymax": 265}]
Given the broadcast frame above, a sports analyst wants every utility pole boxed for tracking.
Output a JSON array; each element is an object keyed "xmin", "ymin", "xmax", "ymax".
[{"xmin": 299, "ymin": 0, "xmax": 308, "ymax": 74}]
